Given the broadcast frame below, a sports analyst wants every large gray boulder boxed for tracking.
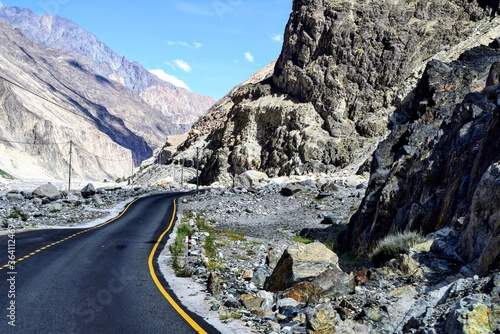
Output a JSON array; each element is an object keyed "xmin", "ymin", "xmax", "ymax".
[
  {"xmin": 32, "ymin": 183, "xmax": 61, "ymax": 201},
  {"xmin": 234, "ymin": 170, "xmax": 269, "ymax": 188}
]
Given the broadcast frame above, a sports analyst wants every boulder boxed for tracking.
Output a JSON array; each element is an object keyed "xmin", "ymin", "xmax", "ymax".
[
  {"xmin": 252, "ymin": 266, "xmax": 272, "ymax": 288},
  {"xmin": 6, "ymin": 192, "xmax": 24, "ymax": 201},
  {"xmin": 81, "ymin": 183, "xmax": 96, "ymax": 198},
  {"xmin": 312, "ymin": 268, "xmax": 354, "ymax": 298},
  {"xmin": 280, "ymin": 186, "xmax": 302, "ymax": 197},
  {"xmin": 33, "ymin": 183, "xmax": 61, "ymax": 201},
  {"xmin": 445, "ymin": 294, "xmax": 498, "ymax": 334},
  {"xmin": 306, "ymin": 303, "xmax": 337, "ymax": 334},
  {"xmin": 240, "ymin": 294, "xmax": 264, "ymax": 310},
  {"xmin": 265, "ymin": 242, "xmax": 341, "ymax": 292},
  {"xmin": 234, "ymin": 170, "xmax": 269, "ymax": 188}
]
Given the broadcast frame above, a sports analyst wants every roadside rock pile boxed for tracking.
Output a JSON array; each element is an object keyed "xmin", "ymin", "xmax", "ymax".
[
  {"xmin": 0, "ymin": 183, "xmax": 149, "ymax": 230},
  {"xmin": 171, "ymin": 177, "xmax": 499, "ymax": 334}
]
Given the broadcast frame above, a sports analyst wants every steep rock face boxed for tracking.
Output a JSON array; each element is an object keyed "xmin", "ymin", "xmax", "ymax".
[
  {"xmin": 0, "ymin": 19, "xmax": 163, "ymax": 180},
  {"xmin": 0, "ymin": 5, "xmax": 215, "ymax": 130},
  {"xmin": 341, "ymin": 44, "xmax": 500, "ymax": 273},
  {"xmin": 175, "ymin": 0, "xmax": 500, "ymax": 185}
]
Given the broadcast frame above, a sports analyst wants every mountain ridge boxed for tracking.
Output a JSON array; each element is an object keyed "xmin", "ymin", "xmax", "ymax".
[
  {"xmin": 0, "ymin": 4, "xmax": 215, "ymax": 130},
  {"xmin": 172, "ymin": 0, "xmax": 500, "ymax": 185}
]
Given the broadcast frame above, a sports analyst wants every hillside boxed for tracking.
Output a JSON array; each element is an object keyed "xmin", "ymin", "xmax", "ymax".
[
  {"xmin": 0, "ymin": 19, "xmax": 161, "ymax": 181},
  {"xmin": 0, "ymin": 4, "xmax": 216, "ymax": 132},
  {"xmin": 172, "ymin": 0, "xmax": 500, "ymax": 186}
]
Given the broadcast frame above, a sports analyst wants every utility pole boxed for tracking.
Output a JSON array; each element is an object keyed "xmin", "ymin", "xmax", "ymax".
[
  {"xmin": 173, "ymin": 161, "xmax": 176, "ymax": 183},
  {"xmin": 196, "ymin": 148, "xmax": 199, "ymax": 194},
  {"xmin": 68, "ymin": 140, "xmax": 73, "ymax": 192},
  {"xmin": 130, "ymin": 154, "xmax": 134, "ymax": 187},
  {"xmin": 181, "ymin": 158, "xmax": 184, "ymax": 187}
]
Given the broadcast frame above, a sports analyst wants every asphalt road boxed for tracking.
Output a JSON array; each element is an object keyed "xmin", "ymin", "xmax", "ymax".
[{"xmin": 0, "ymin": 192, "xmax": 219, "ymax": 334}]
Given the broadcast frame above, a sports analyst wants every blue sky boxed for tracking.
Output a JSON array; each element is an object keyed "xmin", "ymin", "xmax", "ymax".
[{"xmin": 2, "ymin": 0, "xmax": 292, "ymax": 99}]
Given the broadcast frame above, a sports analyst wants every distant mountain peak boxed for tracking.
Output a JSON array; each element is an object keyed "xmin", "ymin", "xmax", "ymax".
[{"xmin": 0, "ymin": 3, "xmax": 215, "ymax": 129}]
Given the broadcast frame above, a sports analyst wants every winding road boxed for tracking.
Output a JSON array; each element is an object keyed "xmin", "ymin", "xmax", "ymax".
[{"xmin": 0, "ymin": 192, "xmax": 219, "ymax": 333}]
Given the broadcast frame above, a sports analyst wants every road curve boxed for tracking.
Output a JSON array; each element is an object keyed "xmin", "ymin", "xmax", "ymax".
[{"xmin": 0, "ymin": 192, "xmax": 219, "ymax": 334}]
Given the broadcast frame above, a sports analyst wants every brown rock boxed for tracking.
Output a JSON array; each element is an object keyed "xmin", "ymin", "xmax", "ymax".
[
  {"xmin": 207, "ymin": 272, "xmax": 220, "ymax": 296},
  {"xmin": 240, "ymin": 294, "xmax": 265, "ymax": 310},
  {"xmin": 282, "ymin": 282, "xmax": 321, "ymax": 304},
  {"xmin": 265, "ymin": 242, "xmax": 340, "ymax": 292}
]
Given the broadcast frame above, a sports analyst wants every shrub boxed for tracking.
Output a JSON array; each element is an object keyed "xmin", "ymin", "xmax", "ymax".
[
  {"xmin": 370, "ymin": 231, "xmax": 426, "ymax": 266},
  {"xmin": 170, "ymin": 223, "xmax": 194, "ymax": 276}
]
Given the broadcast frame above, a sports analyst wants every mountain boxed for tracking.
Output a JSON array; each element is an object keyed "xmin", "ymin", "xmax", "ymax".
[
  {"xmin": 172, "ymin": 0, "xmax": 500, "ymax": 185},
  {"xmin": 169, "ymin": 0, "xmax": 500, "ymax": 273},
  {"xmin": 340, "ymin": 43, "xmax": 500, "ymax": 273},
  {"xmin": 0, "ymin": 4, "xmax": 215, "ymax": 132},
  {"xmin": 0, "ymin": 18, "xmax": 167, "ymax": 181}
]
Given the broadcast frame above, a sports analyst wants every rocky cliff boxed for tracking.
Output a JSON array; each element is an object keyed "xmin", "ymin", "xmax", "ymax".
[
  {"xmin": 341, "ymin": 43, "xmax": 500, "ymax": 273},
  {"xmin": 0, "ymin": 4, "xmax": 215, "ymax": 132},
  {"xmin": 0, "ymin": 19, "xmax": 163, "ymax": 181},
  {"xmin": 174, "ymin": 0, "xmax": 500, "ymax": 185}
]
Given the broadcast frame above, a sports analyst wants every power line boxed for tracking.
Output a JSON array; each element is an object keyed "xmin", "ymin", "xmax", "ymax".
[
  {"xmin": 72, "ymin": 142, "xmax": 132, "ymax": 163},
  {"xmin": 0, "ymin": 137, "xmax": 131, "ymax": 163},
  {"xmin": 0, "ymin": 137, "xmax": 68, "ymax": 145}
]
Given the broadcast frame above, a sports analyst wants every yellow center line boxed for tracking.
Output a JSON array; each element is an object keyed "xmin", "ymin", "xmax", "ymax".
[
  {"xmin": 148, "ymin": 199, "xmax": 208, "ymax": 334},
  {"xmin": 0, "ymin": 198, "xmax": 139, "ymax": 271}
]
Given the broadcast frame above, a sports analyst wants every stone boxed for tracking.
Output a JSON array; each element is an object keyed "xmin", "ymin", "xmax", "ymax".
[
  {"xmin": 265, "ymin": 242, "xmax": 340, "ymax": 292},
  {"xmin": 276, "ymin": 297, "xmax": 300, "ymax": 309},
  {"xmin": 81, "ymin": 183, "xmax": 96, "ymax": 199},
  {"xmin": 224, "ymin": 297, "xmax": 241, "ymax": 309},
  {"xmin": 396, "ymin": 254, "xmax": 423, "ymax": 279},
  {"xmin": 33, "ymin": 183, "xmax": 61, "ymax": 201},
  {"xmin": 312, "ymin": 268, "xmax": 354, "ymax": 298},
  {"xmin": 267, "ymin": 321, "xmax": 281, "ymax": 332},
  {"xmin": 241, "ymin": 269, "xmax": 253, "ymax": 281},
  {"xmin": 207, "ymin": 272, "xmax": 220, "ymax": 296},
  {"xmin": 234, "ymin": 170, "xmax": 269, "ymax": 188},
  {"xmin": 278, "ymin": 306, "xmax": 299, "ymax": 319},
  {"xmin": 48, "ymin": 203, "xmax": 63, "ymax": 212},
  {"xmin": 6, "ymin": 192, "xmax": 24, "ymax": 201},
  {"xmin": 280, "ymin": 187, "xmax": 302, "ymax": 197},
  {"xmin": 252, "ymin": 266, "xmax": 271, "ymax": 287},
  {"xmin": 306, "ymin": 303, "xmax": 337, "ymax": 334},
  {"xmin": 64, "ymin": 193, "xmax": 80, "ymax": 204},
  {"xmin": 250, "ymin": 308, "xmax": 273, "ymax": 317},
  {"xmin": 445, "ymin": 294, "xmax": 497, "ymax": 334},
  {"xmin": 320, "ymin": 215, "xmax": 343, "ymax": 225},
  {"xmin": 240, "ymin": 294, "xmax": 264, "ymax": 310},
  {"xmin": 282, "ymin": 282, "xmax": 320, "ymax": 304}
]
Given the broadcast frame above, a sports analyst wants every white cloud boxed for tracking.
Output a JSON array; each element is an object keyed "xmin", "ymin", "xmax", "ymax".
[
  {"xmin": 174, "ymin": 59, "xmax": 192, "ymax": 73},
  {"xmin": 244, "ymin": 51, "xmax": 254, "ymax": 63},
  {"xmin": 149, "ymin": 69, "xmax": 191, "ymax": 90},
  {"xmin": 167, "ymin": 40, "xmax": 203, "ymax": 49},
  {"xmin": 272, "ymin": 33, "xmax": 283, "ymax": 43}
]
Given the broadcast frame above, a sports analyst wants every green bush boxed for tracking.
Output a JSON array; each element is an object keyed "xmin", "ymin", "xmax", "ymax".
[
  {"xmin": 205, "ymin": 235, "xmax": 216, "ymax": 259},
  {"xmin": 170, "ymin": 223, "xmax": 194, "ymax": 276},
  {"xmin": 370, "ymin": 231, "xmax": 426, "ymax": 267}
]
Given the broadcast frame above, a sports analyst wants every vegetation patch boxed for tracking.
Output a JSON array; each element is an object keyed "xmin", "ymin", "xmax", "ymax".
[
  {"xmin": 7, "ymin": 208, "xmax": 29, "ymax": 221},
  {"xmin": 169, "ymin": 222, "xmax": 195, "ymax": 276},
  {"xmin": 370, "ymin": 231, "xmax": 427, "ymax": 267},
  {"xmin": 294, "ymin": 235, "xmax": 314, "ymax": 244},
  {"xmin": 0, "ymin": 169, "xmax": 14, "ymax": 180}
]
